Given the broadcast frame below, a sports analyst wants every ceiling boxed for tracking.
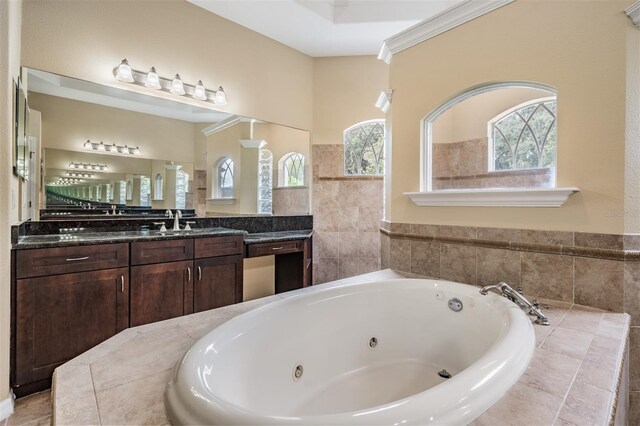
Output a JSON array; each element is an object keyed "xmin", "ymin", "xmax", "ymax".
[{"xmin": 187, "ymin": 0, "xmax": 466, "ymax": 57}]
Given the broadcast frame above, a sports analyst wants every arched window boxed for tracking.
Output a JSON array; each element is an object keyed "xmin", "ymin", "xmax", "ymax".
[
  {"xmin": 140, "ymin": 176, "xmax": 151, "ymax": 207},
  {"xmin": 154, "ymin": 174, "xmax": 164, "ymax": 200},
  {"xmin": 344, "ymin": 119, "xmax": 385, "ymax": 175},
  {"xmin": 489, "ymin": 97, "xmax": 556, "ymax": 171},
  {"xmin": 214, "ymin": 157, "xmax": 234, "ymax": 198},
  {"xmin": 279, "ymin": 152, "xmax": 305, "ymax": 187},
  {"xmin": 258, "ymin": 149, "xmax": 273, "ymax": 214}
]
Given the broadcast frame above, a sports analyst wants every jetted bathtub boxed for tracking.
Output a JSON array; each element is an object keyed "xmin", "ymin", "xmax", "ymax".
[{"xmin": 165, "ymin": 279, "xmax": 535, "ymax": 425}]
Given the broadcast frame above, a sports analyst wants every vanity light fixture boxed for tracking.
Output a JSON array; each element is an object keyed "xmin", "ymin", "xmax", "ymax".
[
  {"xmin": 115, "ymin": 59, "xmax": 134, "ymax": 83},
  {"xmin": 193, "ymin": 80, "xmax": 207, "ymax": 101},
  {"xmin": 83, "ymin": 140, "xmax": 141, "ymax": 156},
  {"xmin": 171, "ymin": 74, "xmax": 185, "ymax": 95},
  {"xmin": 57, "ymin": 177, "xmax": 84, "ymax": 183},
  {"xmin": 112, "ymin": 60, "xmax": 227, "ymax": 105},
  {"xmin": 69, "ymin": 162, "xmax": 108, "ymax": 171},
  {"xmin": 65, "ymin": 171, "xmax": 94, "ymax": 178},
  {"xmin": 145, "ymin": 67, "xmax": 161, "ymax": 90}
]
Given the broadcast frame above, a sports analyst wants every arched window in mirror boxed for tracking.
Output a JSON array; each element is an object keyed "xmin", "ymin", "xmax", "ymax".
[
  {"xmin": 489, "ymin": 98, "xmax": 556, "ymax": 171},
  {"xmin": 126, "ymin": 180, "xmax": 132, "ymax": 200},
  {"xmin": 119, "ymin": 181, "xmax": 126, "ymax": 205},
  {"xmin": 258, "ymin": 149, "xmax": 273, "ymax": 214},
  {"xmin": 279, "ymin": 152, "xmax": 305, "ymax": 187},
  {"xmin": 344, "ymin": 120, "xmax": 385, "ymax": 175},
  {"xmin": 424, "ymin": 82, "xmax": 557, "ymax": 191},
  {"xmin": 154, "ymin": 174, "xmax": 164, "ymax": 200},
  {"xmin": 214, "ymin": 157, "xmax": 234, "ymax": 198},
  {"xmin": 176, "ymin": 170, "xmax": 188, "ymax": 209}
]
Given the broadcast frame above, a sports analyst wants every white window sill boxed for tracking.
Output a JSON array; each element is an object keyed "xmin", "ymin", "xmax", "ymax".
[
  {"xmin": 207, "ymin": 197, "xmax": 236, "ymax": 205},
  {"xmin": 404, "ymin": 187, "xmax": 579, "ymax": 207},
  {"xmin": 274, "ymin": 186, "xmax": 309, "ymax": 190}
]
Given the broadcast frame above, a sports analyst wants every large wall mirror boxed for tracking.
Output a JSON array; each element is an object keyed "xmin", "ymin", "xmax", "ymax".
[
  {"xmin": 426, "ymin": 83, "xmax": 557, "ymax": 191},
  {"xmin": 25, "ymin": 68, "xmax": 310, "ymax": 217}
]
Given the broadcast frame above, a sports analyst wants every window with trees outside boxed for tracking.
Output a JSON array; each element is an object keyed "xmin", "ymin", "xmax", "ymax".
[
  {"xmin": 344, "ymin": 119, "xmax": 385, "ymax": 175},
  {"xmin": 215, "ymin": 157, "xmax": 234, "ymax": 198},
  {"xmin": 490, "ymin": 98, "xmax": 556, "ymax": 171},
  {"xmin": 154, "ymin": 174, "xmax": 164, "ymax": 200},
  {"xmin": 279, "ymin": 152, "xmax": 305, "ymax": 187}
]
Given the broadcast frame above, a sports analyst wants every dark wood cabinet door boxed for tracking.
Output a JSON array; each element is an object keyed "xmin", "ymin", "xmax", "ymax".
[
  {"xmin": 130, "ymin": 260, "xmax": 193, "ymax": 327},
  {"xmin": 15, "ymin": 267, "xmax": 129, "ymax": 385},
  {"xmin": 194, "ymin": 255, "xmax": 243, "ymax": 313}
]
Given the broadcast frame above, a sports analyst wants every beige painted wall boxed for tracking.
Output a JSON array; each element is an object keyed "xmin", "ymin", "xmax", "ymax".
[
  {"xmin": 0, "ymin": 0, "xmax": 22, "ymax": 405},
  {"xmin": 313, "ymin": 56, "xmax": 388, "ymax": 145},
  {"xmin": 20, "ymin": 0, "xmax": 313, "ymax": 131},
  {"xmin": 388, "ymin": 0, "xmax": 638, "ymax": 234},
  {"xmin": 29, "ymin": 93, "xmax": 196, "ymax": 162}
]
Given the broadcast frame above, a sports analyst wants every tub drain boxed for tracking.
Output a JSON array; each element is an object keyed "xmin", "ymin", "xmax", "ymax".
[
  {"xmin": 293, "ymin": 365, "xmax": 303, "ymax": 381},
  {"xmin": 369, "ymin": 337, "xmax": 378, "ymax": 348},
  {"xmin": 438, "ymin": 369, "xmax": 452, "ymax": 379}
]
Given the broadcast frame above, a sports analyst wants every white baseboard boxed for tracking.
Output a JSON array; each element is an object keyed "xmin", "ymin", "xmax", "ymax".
[{"xmin": 0, "ymin": 390, "xmax": 15, "ymax": 422}]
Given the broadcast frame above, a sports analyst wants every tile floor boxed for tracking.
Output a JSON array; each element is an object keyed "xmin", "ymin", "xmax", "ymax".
[{"xmin": 4, "ymin": 391, "xmax": 51, "ymax": 426}]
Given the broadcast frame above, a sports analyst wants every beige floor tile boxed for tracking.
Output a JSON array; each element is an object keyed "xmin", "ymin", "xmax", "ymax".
[
  {"xmin": 90, "ymin": 324, "xmax": 193, "ymax": 393},
  {"xmin": 472, "ymin": 382, "xmax": 563, "ymax": 426},
  {"xmin": 541, "ymin": 326, "xmax": 595, "ymax": 359},
  {"xmin": 556, "ymin": 382, "xmax": 612, "ymax": 426},
  {"xmin": 519, "ymin": 347, "xmax": 581, "ymax": 398},
  {"xmin": 54, "ymin": 394, "xmax": 99, "ymax": 426},
  {"xmin": 96, "ymin": 369, "xmax": 171, "ymax": 425},
  {"xmin": 8, "ymin": 392, "xmax": 51, "ymax": 426}
]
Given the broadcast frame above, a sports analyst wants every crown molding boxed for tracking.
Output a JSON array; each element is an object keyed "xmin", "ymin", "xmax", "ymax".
[
  {"xmin": 201, "ymin": 115, "xmax": 241, "ymax": 136},
  {"xmin": 239, "ymin": 139, "xmax": 267, "ymax": 149},
  {"xmin": 375, "ymin": 90, "xmax": 393, "ymax": 113},
  {"xmin": 626, "ymin": 1, "xmax": 640, "ymax": 28},
  {"xmin": 378, "ymin": 0, "xmax": 514, "ymax": 64}
]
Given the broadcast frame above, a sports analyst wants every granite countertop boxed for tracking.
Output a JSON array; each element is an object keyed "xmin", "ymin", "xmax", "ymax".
[
  {"xmin": 12, "ymin": 228, "xmax": 315, "ymax": 250},
  {"xmin": 12, "ymin": 227, "xmax": 247, "ymax": 250},
  {"xmin": 51, "ymin": 269, "xmax": 629, "ymax": 426},
  {"xmin": 243, "ymin": 229, "xmax": 314, "ymax": 244}
]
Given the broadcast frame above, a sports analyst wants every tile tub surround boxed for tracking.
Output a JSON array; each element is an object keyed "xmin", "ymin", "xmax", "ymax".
[
  {"xmin": 312, "ymin": 144, "xmax": 383, "ymax": 283},
  {"xmin": 48, "ymin": 269, "xmax": 628, "ymax": 425},
  {"xmin": 381, "ymin": 222, "xmax": 640, "ymax": 424}
]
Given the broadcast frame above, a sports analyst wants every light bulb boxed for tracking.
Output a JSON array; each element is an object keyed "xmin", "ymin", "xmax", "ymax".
[
  {"xmin": 171, "ymin": 74, "xmax": 185, "ymax": 96},
  {"xmin": 115, "ymin": 59, "xmax": 134, "ymax": 83},
  {"xmin": 193, "ymin": 80, "xmax": 207, "ymax": 101},
  {"xmin": 215, "ymin": 86, "xmax": 227, "ymax": 105},
  {"xmin": 108, "ymin": 143, "xmax": 116, "ymax": 152},
  {"xmin": 98, "ymin": 142, "xmax": 106, "ymax": 151},
  {"xmin": 134, "ymin": 146, "xmax": 141, "ymax": 155},
  {"xmin": 84, "ymin": 140, "xmax": 92, "ymax": 149},
  {"xmin": 145, "ymin": 67, "xmax": 161, "ymax": 89}
]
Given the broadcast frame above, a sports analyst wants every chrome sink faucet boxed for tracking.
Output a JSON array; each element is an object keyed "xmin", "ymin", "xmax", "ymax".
[
  {"xmin": 480, "ymin": 282, "xmax": 550, "ymax": 326},
  {"xmin": 173, "ymin": 210, "xmax": 182, "ymax": 231}
]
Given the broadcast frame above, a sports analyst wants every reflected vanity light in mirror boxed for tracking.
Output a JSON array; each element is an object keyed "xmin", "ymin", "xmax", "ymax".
[
  {"xmin": 69, "ymin": 162, "xmax": 108, "ymax": 171},
  {"xmin": 84, "ymin": 140, "xmax": 141, "ymax": 156},
  {"xmin": 65, "ymin": 172, "xmax": 94, "ymax": 178},
  {"xmin": 112, "ymin": 59, "xmax": 227, "ymax": 106}
]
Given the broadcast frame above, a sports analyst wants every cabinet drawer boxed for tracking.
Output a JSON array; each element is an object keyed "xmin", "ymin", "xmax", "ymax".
[
  {"xmin": 247, "ymin": 240, "xmax": 303, "ymax": 258},
  {"xmin": 16, "ymin": 243, "xmax": 129, "ymax": 279},
  {"xmin": 131, "ymin": 239, "xmax": 194, "ymax": 265},
  {"xmin": 195, "ymin": 236, "xmax": 244, "ymax": 259}
]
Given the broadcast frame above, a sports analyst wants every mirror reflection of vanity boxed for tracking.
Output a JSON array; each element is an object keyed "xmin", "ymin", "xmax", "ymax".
[{"xmin": 24, "ymin": 68, "xmax": 311, "ymax": 219}]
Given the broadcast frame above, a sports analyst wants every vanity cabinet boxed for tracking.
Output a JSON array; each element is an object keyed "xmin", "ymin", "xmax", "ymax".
[
  {"xmin": 194, "ymin": 255, "xmax": 243, "ymax": 312},
  {"xmin": 13, "ymin": 243, "xmax": 129, "ymax": 395},
  {"xmin": 130, "ymin": 239, "xmax": 195, "ymax": 327}
]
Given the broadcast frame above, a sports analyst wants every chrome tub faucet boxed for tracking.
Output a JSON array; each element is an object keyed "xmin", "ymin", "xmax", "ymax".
[{"xmin": 480, "ymin": 282, "xmax": 550, "ymax": 326}]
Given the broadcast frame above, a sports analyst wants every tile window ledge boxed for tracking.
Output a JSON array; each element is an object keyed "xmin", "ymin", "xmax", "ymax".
[
  {"xmin": 206, "ymin": 197, "xmax": 236, "ymax": 205},
  {"xmin": 404, "ymin": 187, "xmax": 580, "ymax": 207}
]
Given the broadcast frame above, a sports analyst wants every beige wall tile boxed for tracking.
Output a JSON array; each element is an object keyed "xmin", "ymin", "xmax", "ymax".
[
  {"xmin": 358, "ymin": 258, "xmax": 381, "ymax": 275},
  {"xmin": 337, "ymin": 205, "xmax": 359, "ymax": 232},
  {"xmin": 631, "ymin": 327, "xmax": 640, "ymax": 392},
  {"xmin": 409, "ymin": 224, "xmax": 438, "ymax": 237},
  {"xmin": 477, "ymin": 227, "xmax": 521, "ymax": 242},
  {"xmin": 574, "ymin": 258, "xmax": 624, "ymax": 312},
  {"xmin": 630, "ymin": 391, "xmax": 640, "ymax": 426},
  {"xmin": 358, "ymin": 205, "xmax": 381, "ymax": 232},
  {"xmin": 410, "ymin": 240, "xmax": 440, "ymax": 278},
  {"xmin": 358, "ymin": 231, "xmax": 380, "ymax": 259},
  {"xmin": 314, "ymin": 258, "xmax": 339, "ymax": 284},
  {"xmin": 380, "ymin": 233, "xmax": 390, "ymax": 269},
  {"xmin": 440, "ymin": 244, "xmax": 476, "ymax": 285},
  {"xmin": 476, "ymin": 247, "xmax": 520, "ymax": 287},
  {"xmin": 337, "ymin": 181, "xmax": 360, "ymax": 206},
  {"xmin": 575, "ymin": 232, "xmax": 623, "ymax": 250},
  {"xmin": 521, "ymin": 252, "xmax": 573, "ymax": 302},
  {"xmin": 339, "ymin": 231, "xmax": 359, "ymax": 258},
  {"xmin": 313, "ymin": 206, "xmax": 339, "ymax": 232},
  {"xmin": 313, "ymin": 231, "xmax": 340, "ymax": 261},
  {"xmin": 338, "ymin": 258, "xmax": 359, "ymax": 279},
  {"xmin": 521, "ymin": 229, "xmax": 573, "ymax": 246},
  {"xmin": 438, "ymin": 225, "xmax": 477, "ymax": 239},
  {"xmin": 389, "ymin": 238, "xmax": 411, "ymax": 272},
  {"xmin": 625, "ymin": 262, "xmax": 640, "ymax": 326}
]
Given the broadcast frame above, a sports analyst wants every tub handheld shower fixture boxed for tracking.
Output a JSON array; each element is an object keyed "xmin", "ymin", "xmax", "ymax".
[{"xmin": 480, "ymin": 282, "xmax": 550, "ymax": 326}]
